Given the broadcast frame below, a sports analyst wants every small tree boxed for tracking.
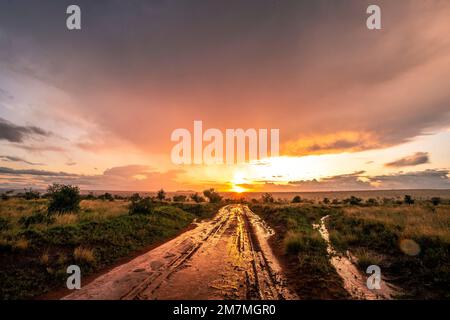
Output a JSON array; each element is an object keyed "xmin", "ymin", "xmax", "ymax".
[
  {"xmin": 47, "ymin": 184, "xmax": 81, "ymax": 215},
  {"xmin": 404, "ymin": 195, "xmax": 414, "ymax": 205},
  {"xmin": 190, "ymin": 193, "xmax": 205, "ymax": 203},
  {"xmin": 129, "ymin": 196, "xmax": 154, "ymax": 215},
  {"xmin": 292, "ymin": 195, "xmax": 302, "ymax": 203},
  {"xmin": 262, "ymin": 193, "xmax": 274, "ymax": 203},
  {"xmin": 156, "ymin": 188, "xmax": 166, "ymax": 201},
  {"xmin": 203, "ymin": 188, "xmax": 222, "ymax": 203},
  {"xmin": 431, "ymin": 197, "xmax": 441, "ymax": 206},
  {"xmin": 99, "ymin": 192, "xmax": 114, "ymax": 201},
  {"xmin": 129, "ymin": 193, "xmax": 141, "ymax": 202},
  {"xmin": 366, "ymin": 198, "xmax": 378, "ymax": 206},
  {"xmin": 84, "ymin": 192, "xmax": 96, "ymax": 200},
  {"xmin": 343, "ymin": 196, "xmax": 362, "ymax": 205},
  {"xmin": 173, "ymin": 195, "xmax": 187, "ymax": 202},
  {"xmin": 323, "ymin": 197, "xmax": 330, "ymax": 205},
  {"xmin": 24, "ymin": 188, "xmax": 40, "ymax": 200}
]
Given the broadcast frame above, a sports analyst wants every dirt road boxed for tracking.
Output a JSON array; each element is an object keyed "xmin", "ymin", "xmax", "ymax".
[{"xmin": 63, "ymin": 205, "xmax": 297, "ymax": 300}]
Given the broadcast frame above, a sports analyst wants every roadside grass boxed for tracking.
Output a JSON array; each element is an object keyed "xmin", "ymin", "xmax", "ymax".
[
  {"xmin": 0, "ymin": 198, "xmax": 218, "ymax": 299},
  {"xmin": 250, "ymin": 203, "xmax": 349, "ymax": 299},
  {"xmin": 327, "ymin": 204, "xmax": 450, "ymax": 299}
]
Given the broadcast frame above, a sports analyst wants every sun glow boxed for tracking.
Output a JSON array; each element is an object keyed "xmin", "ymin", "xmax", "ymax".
[
  {"xmin": 231, "ymin": 185, "xmax": 247, "ymax": 193},
  {"xmin": 230, "ymin": 171, "xmax": 250, "ymax": 193}
]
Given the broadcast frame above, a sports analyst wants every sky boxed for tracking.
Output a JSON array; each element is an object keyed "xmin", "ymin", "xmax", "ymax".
[{"xmin": 0, "ymin": 0, "xmax": 450, "ymax": 192}]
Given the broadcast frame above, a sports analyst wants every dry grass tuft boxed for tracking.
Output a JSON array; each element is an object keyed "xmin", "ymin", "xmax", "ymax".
[
  {"xmin": 39, "ymin": 252, "xmax": 50, "ymax": 265},
  {"xmin": 73, "ymin": 246, "xmax": 95, "ymax": 264},
  {"xmin": 80, "ymin": 200, "xmax": 128, "ymax": 220},
  {"xmin": 344, "ymin": 205, "xmax": 450, "ymax": 243},
  {"xmin": 54, "ymin": 214, "xmax": 78, "ymax": 225},
  {"xmin": 13, "ymin": 238, "xmax": 29, "ymax": 250}
]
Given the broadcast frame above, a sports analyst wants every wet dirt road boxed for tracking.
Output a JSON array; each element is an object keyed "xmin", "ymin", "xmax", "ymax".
[{"xmin": 64, "ymin": 205, "xmax": 297, "ymax": 300}]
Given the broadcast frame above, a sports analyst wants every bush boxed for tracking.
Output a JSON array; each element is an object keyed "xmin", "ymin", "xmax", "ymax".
[
  {"xmin": 47, "ymin": 184, "xmax": 81, "ymax": 215},
  {"xmin": 431, "ymin": 197, "xmax": 441, "ymax": 206},
  {"xmin": 24, "ymin": 188, "xmax": 40, "ymax": 200},
  {"xmin": 284, "ymin": 231, "xmax": 303, "ymax": 255},
  {"xmin": 0, "ymin": 216, "xmax": 10, "ymax": 231},
  {"xmin": 1, "ymin": 193, "xmax": 8, "ymax": 201},
  {"xmin": 343, "ymin": 196, "xmax": 362, "ymax": 205},
  {"xmin": 19, "ymin": 211, "xmax": 55, "ymax": 228},
  {"xmin": 262, "ymin": 193, "xmax": 274, "ymax": 203},
  {"xmin": 129, "ymin": 196, "xmax": 154, "ymax": 215},
  {"xmin": 366, "ymin": 198, "xmax": 378, "ymax": 206},
  {"xmin": 292, "ymin": 195, "xmax": 302, "ymax": 203},
  {"xmin": 129, "ymin": 193, "xmax": 141, "ymax": 202},
  {"xmin": 190, "ymin": 193, "xmax": 205, "ymax": 203},
  {"xmin": 203, "ymin": 188, "xmax": 222, "ymax": 203},
  {"xmin": 84, "ymin": 192, "xmax": 96, "ymax": 200},
  {"xmin": 156, "ymin": 189, "xmax": 166, "ymax": 201},
  {"xmin": 98, "ymin": 192, "xmax": 114, "ymax": 201},
  {"xmin": 173, "ymin": 195, "xmax": 187, "ymax": 202},
  {"xmin": 404, "ymin": 195, "xmax": 414, "ymax": 205}
]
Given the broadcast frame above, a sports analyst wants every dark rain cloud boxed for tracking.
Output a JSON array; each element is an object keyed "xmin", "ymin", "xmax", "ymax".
[
  {"xmin": 385, "ymin": 152, "xmax": 430, "ymax": 168},
  {"xmin": 0, "ymin": 155, "xmax": 44, "ymax": 165},
  {"xmin": 0, "ymin": 167, "xmax": 76, "ymax": 176},
  {"xmin": 0, "ymin": 117, "xmax": 51, "ymax": 143}
]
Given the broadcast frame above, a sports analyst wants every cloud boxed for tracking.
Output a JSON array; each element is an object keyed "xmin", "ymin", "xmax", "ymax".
[
  {"xmin": 0, "ymin": 167, "xmax": 76, "ymax": 177},
  {"xmin": 0, "ymin": 117, "xmax": 51, "ymax": 143},
  {"xmin": 385, "ymin": 152, "xmax": 430, "ymax": 168},
  {"xmin": 10, "ymin": 144, "xmax": 65, "ymax": 153},
  {"xmin": 103, "ymin": 165, "xmax": 152, "ymax": 177},
  {"xmin": 1, "ymin": 1, "xmax": 450, "ymax": 157},
  {"xmin": 244, "ymin": 169, "xmax": 450, "ymax": 192},
  {"xmin": 0, "ymin": 165, "xmax": 184, "ymax": 191},
  {"xmin": 371, "ymin": 169, "xmax": 450, "ymax": 189},
  {"xmin": 287, "ymin": 171, "xmax": 371, "ymax": 191},
  {"xmin": 0, "ymin": 155, "xmax": 44, "ymax": 165}
]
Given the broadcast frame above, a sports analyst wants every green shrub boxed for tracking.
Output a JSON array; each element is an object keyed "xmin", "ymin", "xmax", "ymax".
[
  {"xmin": 23, "ymin": 188, "xmax": 40, "ymax": 200},
  {"xmin": 203, "ymin": 188, "xmax": 222, "ymax": 203},
  {"xmin": 343, "ymin": 196, "xmax": 362, "ymax": 205},
  {"xmin": 19, "ymin": 211, "xmax": 55, "ymax": 228},
  {"xmin": 404, "ymin": 195, "xmax": 414, "ymax": 205},
  {"xmin": 98, "ymin": 192, "xmax": 114, "ymax": 201},
  {"xmin": 173, "ymin": 195, "xmax": 187, "ymax": 202},
  {"xmin": 129, "ymin": 197, "xmax": 154, "ymax": 215},
  {"xmin": 261, "ymin": 193, "xmax": 274, "ymax": 203},
  {"xmin": 431, "ymin": 197, "xmax": 441, "ymax": 206},
  {"xmin": 156, "ymin": 189, "xmax": 166, "ymax": 201},
  {"xmin": 47, "ymin": 184, "xmax": 81, "ymax": 215},
  {"xmin": 190, "ymin": 193, "xmax": 205, "ymax": 203},
  {"xmin": 0, "ymin": 216, "xmax": 10, "ymax": 231}
]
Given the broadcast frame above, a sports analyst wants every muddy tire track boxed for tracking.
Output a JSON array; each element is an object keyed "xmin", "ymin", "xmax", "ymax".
[{"xmin": 63, "ymin": 205, "xmax": 296, "ymax": 300}]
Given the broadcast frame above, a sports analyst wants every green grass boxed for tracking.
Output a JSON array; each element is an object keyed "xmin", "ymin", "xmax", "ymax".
[
  {"xmin": 0, "ymin": 198, "xmax": 218, "ymax": 299},
  {"xmin": 249, "ymin": 203, "xmax": 349, "ymax": 299},
  {"xmin": 327, "ymin": 204, "xmax": 450, "ymax": 299}
]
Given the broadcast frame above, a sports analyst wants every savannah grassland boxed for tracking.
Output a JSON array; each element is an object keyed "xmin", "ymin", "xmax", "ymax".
[
  {"xmin": 0, "ymin": 196, "xmax": 219, "ymax": 299},
  {"xmin": 327, "ymin": 204, "xmax": 450, "ymax": 299},
  {"xmin": 250, "ymin": 194, "xmax": 450, "ymax": 299},
  {"xmin": 0, "ymin": 190, "xmax": 449, "ymax": 300}
]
